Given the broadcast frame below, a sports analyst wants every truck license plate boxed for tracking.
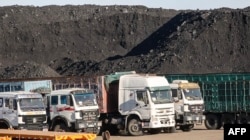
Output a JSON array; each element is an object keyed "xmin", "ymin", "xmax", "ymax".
[{"xmin": 88, "ymin": 123, "xmax": 94, "ymax": 127}]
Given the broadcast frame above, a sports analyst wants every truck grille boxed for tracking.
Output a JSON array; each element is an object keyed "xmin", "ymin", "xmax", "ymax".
[
  {"xmin": 21, "ymin": 115, "xmax": 46, "ymax": 130},
  {"xmin": 22, "ymin": 115, "xmax": 46, "ymax": 124},
  {"xmin": 155, "ymin": 108, "xmax": 174, "ymax": 116},
  {"xmin": 189, "ymin": 105, "xmax": 204, "ymax": 113},
  {"xmin": 82, "ymin": 110, "xmax": 98, "ymax": 121}
]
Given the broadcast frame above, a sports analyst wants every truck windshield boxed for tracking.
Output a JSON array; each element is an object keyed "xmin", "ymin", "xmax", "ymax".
[
  {"xmin": 150, "ymin": 90, "xmax": 173, "ymax": 104},
  {"xmin": 183, "ymin": 88, "xmax": 202, "ymax": 100},
  {"xmin": 20, "ymin": 98, "xmax": 45, "ymax": 111},
  {"xmin": 74, "ymin": 93, "xmax": 97, "ymax": 106}
]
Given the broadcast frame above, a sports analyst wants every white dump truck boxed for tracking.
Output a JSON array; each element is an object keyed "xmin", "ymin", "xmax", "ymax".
[
  {"xmin": 170, "ymin": 80, "xmax": 205, "ymax": 131},
  {"xmin": 0, "ymin": 91, "xmax": 48, "ymax": 131},
  {"xmin": 45, "ymin": 88, "xmax": 101, "ymax": 133},
  {"xmin": 97, "ymin": 71, "xmax": 176, "ymax": 136}
]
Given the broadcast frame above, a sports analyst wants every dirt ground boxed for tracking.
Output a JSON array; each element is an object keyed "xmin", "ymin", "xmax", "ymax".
[{"xmin": 96, "ymin": 124, "xmax": 223, "ymax": 140}]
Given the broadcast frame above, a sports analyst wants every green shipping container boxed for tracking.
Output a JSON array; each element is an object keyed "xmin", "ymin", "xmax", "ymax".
[
  {"xmin": 163, "ymin": 73, "xmax": 250, "ymax": 129},
  {"xmin": 165, "ymin": 73, "xmax": 250, "ymax": 113}
]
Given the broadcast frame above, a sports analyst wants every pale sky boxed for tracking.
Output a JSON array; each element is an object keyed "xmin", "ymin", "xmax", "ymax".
[{"xmin": 0, "ymin": 0, "xmax": 250, "ymax": 10}]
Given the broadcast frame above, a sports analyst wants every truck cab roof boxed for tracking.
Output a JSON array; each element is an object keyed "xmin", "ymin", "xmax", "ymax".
[
  {"xmin": 47, "ymin": 88, "xmax": 94, "ymax": 96},
  {"xmin": 0, "ymin": 91, "xmax": 43, "ymax": 98}
]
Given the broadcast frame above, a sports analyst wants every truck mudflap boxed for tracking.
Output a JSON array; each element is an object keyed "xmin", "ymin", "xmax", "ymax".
[{"xmin": 0, "ymin": 129, "xmax": 97, "ymax": 140}]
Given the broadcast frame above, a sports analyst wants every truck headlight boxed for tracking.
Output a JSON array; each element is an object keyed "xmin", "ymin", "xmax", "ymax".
[
  {"xmin": 172, "ymin": 115, "xmax": 175, "ymax": 120},
  {"xmin": 151, "ymin": 116, "xmax": 158, "ymax": 122},
  {"xmin": 183, "ymin": 105, "xmax": 190, "ymax": 112},
  {"xmin": 75, "ymin": 111, "xmax": 81, "ymax": 119}
]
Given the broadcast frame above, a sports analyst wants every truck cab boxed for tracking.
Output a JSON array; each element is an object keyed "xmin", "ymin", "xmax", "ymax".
[
  {"xmin": 45, "ymin": 88, "xmax": 101, "ymax": 133},
  {"xmin": 170, "ymin": 80, "xmax": 205, "ymax": 131},
  {"xmin": 98, "ymin": 72, "xmax": 176, "ymax": 136},
  {"xmin": 119, "ymin": 74, "xmax": 176, "ymax": 134},
  {"xmin": 0, "ymin": 91, "xmax": 48, "ymax": 131}
]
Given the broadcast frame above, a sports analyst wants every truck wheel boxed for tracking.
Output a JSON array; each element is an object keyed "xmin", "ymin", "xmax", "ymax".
[
  {"xmin": 238, "ymin": 114, "xmax": 250, "ymax": 124},
  {"xmin": 205, "ymin": 114, "xmax": 221, "ymax": 130},
  {"xmin": 127, "ymin": 118, "xmax": 143, "ymax": 136},
  {"xmin": 180, "ymin": 124, "xmax": 193, "ymax": 132},
  {"xmin": 107, "ymin": 125, "xmax": 119, "ymax": 135},
  {"xmin": 222, "ymin": 114, "xmax": 235, "ymax": 127},
  {"xmin": 0, "ymin": 122, "xmax": 9, "ymax": 129},
  {"xmin": 148, "ymin": 128, "xmax": 162, "ymax": 134},
  {"xmin": 53, "ymin": 123, "xmax": 69, "ymax": 132}
]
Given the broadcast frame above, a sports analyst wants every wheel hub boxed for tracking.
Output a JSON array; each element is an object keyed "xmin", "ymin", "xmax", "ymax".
[{"xmin": 131, "ymin": 124, "xmax": 139, "ymax": 132}]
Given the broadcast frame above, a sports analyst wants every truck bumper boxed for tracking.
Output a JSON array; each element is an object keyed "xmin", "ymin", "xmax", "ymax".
[
  {"xmin": 18, "ymin": 124, "xmax": 48, "ymax": 131},
  {"xmin": 183, "ymin": 115, "xmax": 205, "ymax": 124},
  {"xmin": 142, "ymin": 115, "xmax": 175, "ymax": 128},
  {"xmin": 75, "ymin": 121, "xmax": 94, "ymax": 129},
  {"xmin": 75, "ymin": 120, "xmax": 102, "ymax": 132}
]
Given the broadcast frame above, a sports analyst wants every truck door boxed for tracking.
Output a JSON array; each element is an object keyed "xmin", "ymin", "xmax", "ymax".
[
  {"xmin": 3, "ymin": 98, "xmax": 18, "ymax": 127},
  {"xmin": 50, "ymin": 95, "xmax": 59, "ymax": 119},
  {"xmin": 172, "ymin": 88, "xmax": 183, "ymax": 114},
  {"xmin": 58, "ymin": 95, "xmax": 74, "ymax": 119},
  {"xmin": 135, "ymin": 90, "xmax": 150, "ymax": 119}
]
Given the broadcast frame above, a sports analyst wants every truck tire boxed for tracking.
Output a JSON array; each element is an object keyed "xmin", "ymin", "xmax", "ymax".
[
  {"xmin": 0, "ymin": 121, "xmax": 9, "ymax": 129},
  {"xmin": 238, "ymin": 114, "xmax": 250, "ymax": 124},
  {"xmin": 205, "ymin": 114, "xmax": 221, "ymax": 130},
  {"xmin": 108, "ymin": 125, "xmax": 119, "ymax": 135},
  {"xmin": 180, "ymin": 124, "xmax": 193, "ymax": 132},
  {"xmin": 222, "ymin": 114, "xmax": 235, "ymax": 127},
  {"xmin": 53, "ymin": 123, "xmax": 69, "ymax": 132},
  {"xmin": 127, "ymin": 118, "xmax": 143, "ymax": 136}
]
